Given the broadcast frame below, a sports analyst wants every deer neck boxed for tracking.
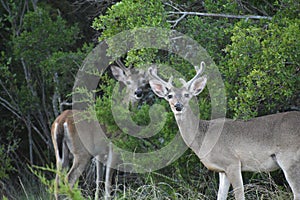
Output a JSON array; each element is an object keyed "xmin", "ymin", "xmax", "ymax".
[{"xmin": 174, "ymin": 105, "xmax": 208, "ymax": 153}]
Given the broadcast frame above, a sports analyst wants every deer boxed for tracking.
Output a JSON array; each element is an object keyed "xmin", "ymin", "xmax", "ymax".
[
  {"xmin": 148, "ymin": 62, "xmax": 300, "ymax": 200},
  {"xmin": 51, "ymin": 61, "xmax": 149, "ymax": 200}
]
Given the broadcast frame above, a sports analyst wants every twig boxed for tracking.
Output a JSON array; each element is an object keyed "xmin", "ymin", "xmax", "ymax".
[
  {"xmin": 0, "ymin": 97, "xmax": 21, "ymax": 119},
  {"xmin": 167, "ymin": 11, "xmax": 272, "ymax": 27},
  {"xmin": 168, "ymin": 13, "xmax": 187, "ymax": 28},
  {"xmin": 170, "ymin": 11, "xmax": 272, "ymax": 20},
  {"xmin": 164, "ymin": 2, "xmax": 183, "ymax": 12},
  {"xmin": 60, "ymin": 101, "xmax": 73, "ymax": 107},
  {"xmin": 19, "ymin": 177, "xmax": 29, "ymax": 199}
]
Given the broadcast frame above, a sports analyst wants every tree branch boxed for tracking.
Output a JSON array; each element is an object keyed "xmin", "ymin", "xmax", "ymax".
[
  {"xmin": 0, "ymin": 0, "xmax": 10, "ymax": 14},
  {"xmin": 167, "ymin": 11, "xmax": 272, "ymax": 28},
  {"xmin": 60, "ymin": 101, "xmax": 73, "ymax": 112},
  {"xmin": 30, "ymin": 0, "xmax": 38, "ymax": 11},
  {"xmin": 0, "ymin": 79, "xmax": 19, "ymax": 109},
  {"xmin": 164, "ymin": 1, "xmax": 183, "ymax": 12},
  {"xmin": 168, "ymin": 13, "xmax": 187, "ymax": 28},
  {"xmin": 0, "ymin": 97, "xmax": 22, "ymax": 120},
  {"xmin": 0, "ymin": 96, "xmax": 49, "ymax": 145}
]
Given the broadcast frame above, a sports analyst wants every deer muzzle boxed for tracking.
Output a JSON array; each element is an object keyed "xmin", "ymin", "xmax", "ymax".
[
  {"xmin": 134, "ymin": 88, "xmax": 143, "ymax": 99},
  {"xmin": 174, "ymin": 102, "xmax": 183, "ymax": 112}
]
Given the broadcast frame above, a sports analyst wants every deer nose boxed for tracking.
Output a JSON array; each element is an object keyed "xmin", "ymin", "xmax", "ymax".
[
  {"xmin": 134, "ymin": 88, "xmax": 143, "ymax": 98},
  {"xmin": 174, "ymin": 102, "xmax": 183, "ymax": 111}
]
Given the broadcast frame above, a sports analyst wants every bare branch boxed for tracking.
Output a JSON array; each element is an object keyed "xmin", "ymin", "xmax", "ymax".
[
  {"xmin": 0, "ymin": 0, "xmax": 10, "ymax": 14},
  {"xmin": 167, "ymin": 13, "xmax": 187, "ymax": 28},
  {"xmin": 0, "ymin": 97, "xmax": 22, "ymax": 120},
  {"xmin": 52, "ymin": 72, "xmax": 61, "ymax": 116},
  {"xmin": 170, "ymin": 11, "xmax": 272, "ymax": 20},
  {"xmin": 18, "ymin": 0, "xmax": 28, "ymax": 32},
  {"xmin": 164, "ymin": 1, "xmax": 183, "ymax": 12},
  {"xmin": 60, "ymin": 101, "xmax": 73, "ymax": 106},
  {"xmin": 0, "ymin": 96, "xmax": 49, "ymax": 146},
  {"xmin": 30, "ymin": 0, "xmax": 38, "ymax": 11},
  {"xmin": 167, "ymin": 11, "xmax": 272, "ymax": 27},
  {"xmin": 0, "ymin": 79, "xmax": 18, "ymax": 108}
]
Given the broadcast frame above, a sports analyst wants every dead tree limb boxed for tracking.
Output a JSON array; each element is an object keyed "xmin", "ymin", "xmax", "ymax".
[{"xmin": 167, "ymin": 11, "xmax": 272, "ymax": 28}]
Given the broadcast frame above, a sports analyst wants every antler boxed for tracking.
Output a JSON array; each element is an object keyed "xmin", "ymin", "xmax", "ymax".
[
  {"xmin": 116, "ymin": 58, "xmax": 131, "ymax": 75},
  {"xmin": 180, "ymin": 61, "xmax": 206, "ymax": 87},
  {"xmin": 148, "ymin": 66, "xmax": 173, "ymax": 88}
]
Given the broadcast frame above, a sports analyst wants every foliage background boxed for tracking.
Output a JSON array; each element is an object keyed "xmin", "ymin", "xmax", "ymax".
[{"xmin": 0, "ymin": 0, "xmax": 299, "ymax": 199}]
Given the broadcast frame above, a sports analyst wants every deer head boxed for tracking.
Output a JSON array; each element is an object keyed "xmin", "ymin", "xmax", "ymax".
[
  {"xmin": 111, "ymin": 59, "xmax": 148, "ymax": 104},
  {"xmin": 148, "ymin": 62, "xmax": 207, "ymax": 115}
]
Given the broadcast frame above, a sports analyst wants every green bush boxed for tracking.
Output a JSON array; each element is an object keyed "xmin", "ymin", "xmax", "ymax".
[{"xmin": 221, "ymin": 18, "xmax": 299, "ymax": 119}]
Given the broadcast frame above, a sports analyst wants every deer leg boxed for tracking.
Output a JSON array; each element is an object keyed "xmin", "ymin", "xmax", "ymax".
[
  {"xmin": 225, "ymin": 162, "xmax": 244, "ymax": 200},
  {"xmin": 276, "ymin": 153, "xmax": 300, "ymax": 200},
  {"xmin": 104, "ymin": 142, "xmax": 115, "ymax": 200},
  {"xmin": 56, "ymin": 142, "xmax": 70, "ymax": 183},
  {"xmin": 54, "ymin": 159, "xmax": 60, "ymax": 200},
  {"xmin": 94, "ymin": 155, "xmax": 104, "ymax": 200},
  {"xmin": 55, "ymin": 142, "xmax": 70, "ymax": 200},
  {"xmin": 217, "ymin": 172, "xmax": 230, "ymax": 200},
  {"xmin": 104, "ymin": 166, "xmax": 112, "ymax": 200},
  {"xmin": 61, "ymin": 141, "xmax": 70, "ymax": 168},
  {"xmin": 67, "ymin": 154, "xmax": 90, "ymax": 187}
]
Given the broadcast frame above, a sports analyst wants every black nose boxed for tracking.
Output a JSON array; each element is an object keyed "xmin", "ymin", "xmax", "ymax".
[
  {"xmin": 174, "ymin": 102, "xmax": 183, "ymax": 111},
  {"xmin": 134, "ymin": 88, "xmax": 143, "ymax": 98}
]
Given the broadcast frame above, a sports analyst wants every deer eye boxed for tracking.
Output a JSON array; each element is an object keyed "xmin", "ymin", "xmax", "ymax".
[
  {"xmin": 167, "ymin": 94, "xmax": 173, "ymax": 99},
  {"xmin": 184, "ymin": 93, "xmax": 189, "ymax": 98}
]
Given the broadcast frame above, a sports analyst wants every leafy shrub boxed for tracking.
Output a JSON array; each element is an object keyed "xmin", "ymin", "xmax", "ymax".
[{"xmin": 221, "ymin": 18, "xmax": 299, "ymax": 119}]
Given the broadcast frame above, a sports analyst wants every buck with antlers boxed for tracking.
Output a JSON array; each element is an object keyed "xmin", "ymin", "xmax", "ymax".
[
  {"xmin": 148, "ymin": 62, "xmax": 300, "ymax": 200},
  {"xmin": 51, "ymin": 61, "xmax": 149, "ymax": 200}
]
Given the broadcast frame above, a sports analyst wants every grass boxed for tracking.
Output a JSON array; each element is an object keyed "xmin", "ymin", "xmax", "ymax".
[
  {"xmin": 1, "ymin": 175, "xmax": 50, "ymax": 200},
  {"xmin": 2, "ymin": 163, "xmax": 293, "ymax": 200}
]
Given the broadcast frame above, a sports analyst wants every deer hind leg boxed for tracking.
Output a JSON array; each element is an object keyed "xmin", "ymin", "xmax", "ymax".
[
  {"xmin": 104, "ymin": 142, "xmax": 116, "ymax": 200},
  {"xmin": 67, "ymin": 154, "xmax": 91, "ymax": 188},
  {"xmin": 54, "ymin": 140, "xmax": 70, "ymax": 199},
  {"xmin": 276, "ymin": 152, "xmax": 300, "ymax": 200},
  {"xmin": 54, "ymin": 160, "xmax": 61, "ymax": 200},
  {"xmin": 217, "ymin": 172, "xmax": 230, "ymax": 200},
  {"xmin": 61, "ymin": 141, "xmax": 70, "ymax": 169},
  {"xmin": 225, "ymin": 162, "xmax": 245, "ymax": 200},
  {"xmin": 95, "ymin": 155, "xmax": 104, "ymax": 200}
]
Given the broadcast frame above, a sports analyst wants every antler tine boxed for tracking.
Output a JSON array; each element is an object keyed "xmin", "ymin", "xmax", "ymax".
[
  {"xmin": 186, "ymin": 61, "xmax": 206, "ymax": 86},
  {"xmin": 116, "ymin": 58, "xmax": 131, "ymax": 75},
  {"xmin": 148, "ymin": 66, "xmax": 173, "ymax": 88},
  {"xmin": 179, "ymin": 78, "xmax": 187, "ymax": 85},
  {"xmin": 168, "ymin": 76, "xmax": 174, "ymax": 86},
  {"xmin": 195, "ymin": 61, "xmax": 205, "ymax": 74}
]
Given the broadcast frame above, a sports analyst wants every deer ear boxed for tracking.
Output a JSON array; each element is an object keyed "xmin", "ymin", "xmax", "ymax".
[
  {"xmin": 189, "ymin": 75, "xmax": 207, "ymax": 96},
  {"xmin": 149, "ymin": 79, "xmax": 168, "ymax": 98},
  {"xmin": 111, "ymin": 65, "xmax": 126, "ymax": 82}
]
